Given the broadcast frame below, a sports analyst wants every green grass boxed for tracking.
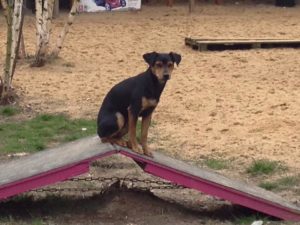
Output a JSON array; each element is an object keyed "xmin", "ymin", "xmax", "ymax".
[
  {"xmin": 0, "ymin": 114, "xmax": 96, "ymax": 153},
  {"xmin": 0, "ymin": 216, "xmax": 44, "ymax": 225},
  {"xmin": 0, "ymin": 106, "xmax": 19, "ymax": 117},
  {"xmin": 246, "ymin": 159, "xmax": 285, "ymax": 176},
  {"xmin": 259, "ymin": 181, "xmax": 279, "ymax": 191},
  {"xmin": 31, "ymin": 219, "xmax": 45, "ymax": 225},
  {"xmin": 259, "ymin": 175, "xmax": 300, "ymax": 191},
  {"xmin": 234, "ymin": 215, "xmax": 267, "ymax": 225},
  {"xmin": 204, "ymin": 158, "xmax": 229, "ymax": 170}
]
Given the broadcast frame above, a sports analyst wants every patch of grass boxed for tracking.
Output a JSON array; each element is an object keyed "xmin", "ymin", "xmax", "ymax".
[
  {"xmin": 246, "ymin": 159, "xmax": 285, "ymax": 176},
  {"xmin": 204, "ymin": 158, "xmax": 229, "ymax": 170},
  {"xmin": 0, "ymin": 215, "xmax": 15, "ymax": 224},
  {"xmin": 277, "ymin": 176, "xmax": 300, "ymax": 187},
  {"xmin": 259, "ymin": 181, "xmax": 279, "ymax": 191},
  {"xmin": 31, "ymin": 219, "xmax": 45, "ymax": 225},
  {"xmin": 234, "ymin": 215, "xmax": 267, "ymax": 225},
  {"xmin": 259, "ymin": 175, "xmax": 300, "ymax": 191},
  {"xmin": 0, "ymin": 106, "xmax": 19, "ymax": 117},
  {"xmin": 0, "ymin": 114, "xmax": 96, "ymax": 153}
]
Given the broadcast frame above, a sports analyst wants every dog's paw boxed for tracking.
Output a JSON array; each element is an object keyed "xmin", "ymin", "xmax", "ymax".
[
  {"xmin": 131, "ymin": 144, "xmax": 143, "ymax": 154},
  {"xmin": 115, "ymin": 139, "xmax": 128, "ymax": 147},
  {"xmin": 142, "ymin": 146, "xmax": 153, "ymax": 157},
  {"xmin": 144, "ymin": 150, "xmax": 153, "ymax": 158}
]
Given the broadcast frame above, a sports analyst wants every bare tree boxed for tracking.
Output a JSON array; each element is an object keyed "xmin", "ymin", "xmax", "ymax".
[
  {"xmin": 18, "ymin": 32, "xmax": 26, "ymax": 59},
  {"xmin": 32, "ymin": 0, "xmax": 79, "ymax": 67},
  {"xmin": 31, "ymin": 0, "xmax": 55, "ymax": 67},
  {"xmin": 52, "ymin": 0, "xmax": 80, "ymax": 58},
  {"xmin": 52, "ymin": 0, "xmax": 79, "ymax": 58},
  {"xmin": 0, "ymin": 0, "xmax": 25, "ymax": 104}
]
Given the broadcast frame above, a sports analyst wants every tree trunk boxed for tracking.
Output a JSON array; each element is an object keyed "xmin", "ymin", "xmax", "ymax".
[
  {"xmin": 32, "ymin": 0, "xmax": 55, "ymax": 67},
  {"xmin": 189, "ymin": 0, "xmax": 195, "ymax": 13},
  {"xmin": 53, "ymin": 0, "xmax": 59, "ymax": 18},
  {"xmin": 1, "ymin": 2, "xmax": 13, "ymax": 104},
  {"xmin": 18, "ymin": 32, "xmax": 26, "ymax": 59},
  {"xmin": 51, "ymin": 0, "xmax": 79, "ymax": 58},
  {"xmin": 0, "ymin": 0, "xmax": 24, "ymax": 104},
  {"xmin": 0, "ymin": 0, "xmax": 8, "ymax": 10},
  {"xmin": 9, "ymin": 0, "xmax": 25, "ymax": 82}
]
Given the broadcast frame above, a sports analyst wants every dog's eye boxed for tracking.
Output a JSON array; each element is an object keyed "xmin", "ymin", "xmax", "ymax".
[
  {"xmin": 155, "ymin": 63, "xmax": 163, "ymax": 68},
  {"xmin": 167, "ymin": 63, "xmax": 174, "ymax": 68}
]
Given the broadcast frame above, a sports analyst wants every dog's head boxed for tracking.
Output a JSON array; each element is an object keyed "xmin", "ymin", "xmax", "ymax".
[{"xmin": 143, "ymin": 52, "xmax": 181, "ymax": 83}]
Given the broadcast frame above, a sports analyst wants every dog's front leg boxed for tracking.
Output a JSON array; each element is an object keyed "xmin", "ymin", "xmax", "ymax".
[
  {"xmin": 141, "ymin": 114, "xmax": 153, "ymax": 157},
  {"xmin": 128, "ymin": 108, "xmax": 143, "ymax": 154}
]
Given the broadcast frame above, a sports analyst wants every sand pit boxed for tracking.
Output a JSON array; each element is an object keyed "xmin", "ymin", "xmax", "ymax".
[{"xmin": 0, "ymin": 4, "xmax": 300, "ymax": 176}]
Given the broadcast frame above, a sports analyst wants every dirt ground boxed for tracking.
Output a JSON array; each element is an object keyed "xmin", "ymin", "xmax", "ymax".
[{"xmin": 0, "ymin": 1, "xmax": 300, "ymax": 224}]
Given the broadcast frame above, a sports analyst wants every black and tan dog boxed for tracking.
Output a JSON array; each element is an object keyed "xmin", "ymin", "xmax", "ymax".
[{"xmin": 97, "ymin": 52, "xmax": 181, "ymax": 157}]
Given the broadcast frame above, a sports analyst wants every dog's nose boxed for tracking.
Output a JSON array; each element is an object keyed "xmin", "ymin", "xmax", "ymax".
[{"xmin": 163, "ymin": 74, "xmax": 170, "ymax": 80}]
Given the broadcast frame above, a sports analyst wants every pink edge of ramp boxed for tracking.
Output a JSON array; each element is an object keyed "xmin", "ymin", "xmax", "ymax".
[
  {"xmin": 1, "ymin": 144, "xmax": 300, "ymax": 222},
  {"xmin": 144, "ymin": 163, "xmax": 300, "ymax": 221},
  {"xmin": 0, "ymin": 150, "xmax": 116, "ymax": 201},
  {"xmin": 0, "ymin": 162, "xmax": 89, "ymax": 200},
  {"xmin": 119, "ymin": 150, "xmax": 300, "ymax": 221}
]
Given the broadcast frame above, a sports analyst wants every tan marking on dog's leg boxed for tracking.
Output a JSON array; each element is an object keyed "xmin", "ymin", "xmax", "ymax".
[
  {"xmin": 101, "ymin": 112, "xmax": 128, "ymax": 147},
  {"xmin": 115, "ymin": 123, "xmax": 128, "ymax": 138},
  {"xmin": 141, "ymin": 114, "xmax": 153, "ymax": 157},
  {"xmin": 112, "ymin": 123, "xmax": 129, "ymax": 147},
  {"xmin": 101, "ymin": 137, "xmax": 109, "ymax": 143},
  {"xmin": 115, "ymin": 112, "xmax": 125, "ymax": 130},
  {"xmin": 128, "ymin": 108, "xmax": 142, "ymax": 153},
  {"xmin": 141, "ymin": 97, "xmax": 157, "ymax": 111}
]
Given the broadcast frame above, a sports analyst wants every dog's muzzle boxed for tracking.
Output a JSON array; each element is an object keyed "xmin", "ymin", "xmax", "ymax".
[{"xmin": 163, "ymin": 74, "xmax": 170, "ymax": 81}]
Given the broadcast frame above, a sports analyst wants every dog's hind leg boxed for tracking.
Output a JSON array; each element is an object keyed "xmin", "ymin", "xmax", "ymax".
[{"xmin": 98, "ymin": 112, "xmax": 128, "ymax": 147}]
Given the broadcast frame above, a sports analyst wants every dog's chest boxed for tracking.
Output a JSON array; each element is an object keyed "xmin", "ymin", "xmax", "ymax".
[{"xmin": 141, "ymin": 97, "xmax": 158, "ymax": 111}]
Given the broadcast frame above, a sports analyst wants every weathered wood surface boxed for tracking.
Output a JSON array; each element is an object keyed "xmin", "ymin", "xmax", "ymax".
[
  {"xmin": 0, "ymin": 136, "xmax": 115, "ymax": 186},
  {"xmin": 118, "ymin": 147, "xmax": 300, "ymax": 213},
  {"xmin": 186, "ymin": 38, "xmax": 300, "ymax": 44},
  {"xmin": 185, "ymin": 37, "xmax": 300, "ymax": 51}
]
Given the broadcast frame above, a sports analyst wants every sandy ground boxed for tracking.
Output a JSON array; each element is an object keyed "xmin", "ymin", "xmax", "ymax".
[
  {"xmin": 0, "ymin": 2, "xmax": 300, "ymax": 223},
  {"xmin": 1, "ymin": 3, "xmax": 299, "ymax": 167}
]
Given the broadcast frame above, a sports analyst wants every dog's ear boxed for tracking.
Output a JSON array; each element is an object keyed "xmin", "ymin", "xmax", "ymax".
[
  {"xmin": 169, "ymin": 52, "xmax": 181, "ymax": 66},
  {"xmin": 143, "ymin": 52, "xmax": 158, "ymax": 66}
]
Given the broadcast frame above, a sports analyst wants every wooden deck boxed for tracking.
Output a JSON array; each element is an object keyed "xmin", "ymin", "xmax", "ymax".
[
  {"xmin": 0, "ymin": 136, "xmax": 300, "ymax": 221},
  {"xmin": 185, "ymin": 37, "xmax": 300, "ymax": 51}
]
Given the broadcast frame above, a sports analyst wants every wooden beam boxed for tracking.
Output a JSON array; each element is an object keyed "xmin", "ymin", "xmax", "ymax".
[{"xmin": 185, "ymin": 38, "xmax": 300, "ymax": 51}]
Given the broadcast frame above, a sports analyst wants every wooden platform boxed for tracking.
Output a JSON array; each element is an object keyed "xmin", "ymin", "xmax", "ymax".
[
  {"xmin": 185, "ymin": 37, "xmax": 300, "ymax": 51},
  {"xmin": 0, "ymin": 136, "xmax": 300, "ymax": 221}
]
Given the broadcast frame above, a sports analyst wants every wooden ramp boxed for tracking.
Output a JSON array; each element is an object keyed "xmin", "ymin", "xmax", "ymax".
[
  {"xmin": 185, "ymin": 37, "xmax": 300, "ymax": 51},
  {"xmin": 0, "ymin": 136, "xmax": 300, "ymax": 221}
]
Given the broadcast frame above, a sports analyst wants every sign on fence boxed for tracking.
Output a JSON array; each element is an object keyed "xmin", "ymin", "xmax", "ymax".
[{"xmin": 79, "ymin": 0, "xmax": 141, "ymax": 12}]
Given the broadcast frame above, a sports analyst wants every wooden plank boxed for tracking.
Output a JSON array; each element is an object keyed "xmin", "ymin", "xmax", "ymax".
[
  {"xmin": 188, "ymin": 37, "xmax": 300, "ymax": 43},
  {"xmin": 194, "ymin": 40, "xmax": 300, "ymax": 44},
  {"xmin": 119, "ymin": 148, "xmax": 300, "ymax": 221},
  {"xmin": 185, "ymin": 37, "xmax": 300, "ymax": 51},
  {"xmin": 0, "ymin": 136, "xmax": 115, "ymax": 187}
]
